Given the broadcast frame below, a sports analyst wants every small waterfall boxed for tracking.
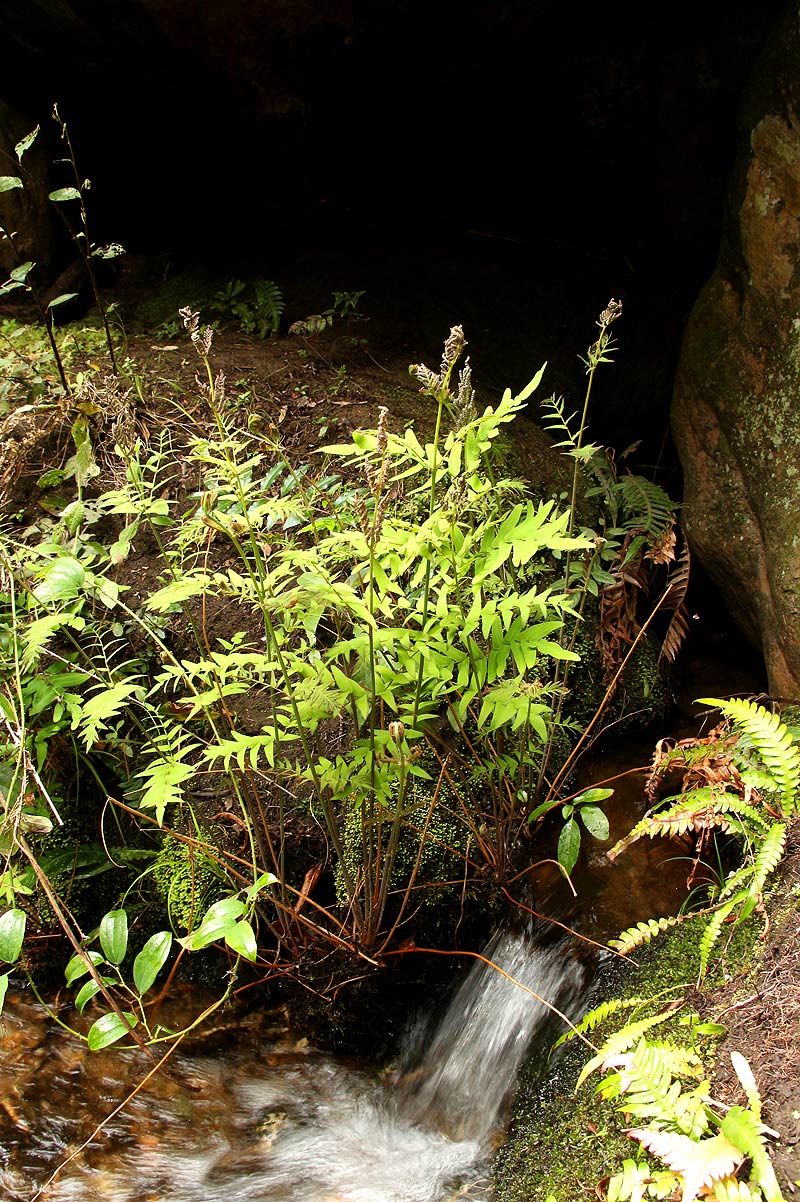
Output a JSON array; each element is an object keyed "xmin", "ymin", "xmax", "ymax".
[
  {"xmin": 396, "ymin": 928, "xmax": 586, "ymax": 1145},
  {"xmin": 8, "ymin": 927, "xmax": 587, "ymax": 1202}
]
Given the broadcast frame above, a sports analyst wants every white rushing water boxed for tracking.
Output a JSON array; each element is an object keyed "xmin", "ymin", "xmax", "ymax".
[{"xmin": 8, "ymin": 930, "xmax": 586, "ymax": 1202}]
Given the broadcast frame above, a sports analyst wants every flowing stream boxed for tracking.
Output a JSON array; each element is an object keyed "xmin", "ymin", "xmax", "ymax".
[{"xmin": 1, "ymin": 929, "xmax": 585, "ymax": 1202}]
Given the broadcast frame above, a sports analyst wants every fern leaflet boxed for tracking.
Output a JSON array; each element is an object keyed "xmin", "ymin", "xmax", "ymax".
[{"xmin": 617, "ymin": 474, "xmax": 676, "ymax": 537}]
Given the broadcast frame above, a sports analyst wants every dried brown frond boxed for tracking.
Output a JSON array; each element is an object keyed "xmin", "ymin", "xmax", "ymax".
[
  {"xmin": 596, "ymin": 530, "xmax": 648, "ymax": 681},
  {"xmin": 645, "ymin": 521, "xmax": 677, "ymax": 565},
  {"xmin": 645, "ymin": 727, "xmax": 746, "ymax": 802},
  {"xmin": 659, "ymin": 540, "xmax": 691, "ymax": 666}
]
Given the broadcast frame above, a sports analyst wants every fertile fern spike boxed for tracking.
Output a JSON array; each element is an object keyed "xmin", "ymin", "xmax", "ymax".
[{"xmin": 698, "ymin": 697, "xmax": 800, "ymax": 815}]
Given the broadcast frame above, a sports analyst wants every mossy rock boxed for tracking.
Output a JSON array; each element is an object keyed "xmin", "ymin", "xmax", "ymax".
[
  {"xmin": 150, "ymin": 831, "xmax": 224, "ymax": 933},
  {"xmin": 493, "ymin": 905, "xmax": 765, "ymax": 1201}
]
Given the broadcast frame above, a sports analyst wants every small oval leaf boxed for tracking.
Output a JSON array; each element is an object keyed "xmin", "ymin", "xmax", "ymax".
[
  {"xmin": 178, "ymin": 897, "xmax": 246, "ymax": 952},
  {"xmin": 0, "ymin": 176, "xmax": 23, "ymax": 193},
  {"xmin": 87, "ymin": 1010, "xmax": 138, "ymax": 1051},
  {"xmin": 15, "ymin": 126, "xmax": 39, "ymax": 161},
  {"xmin": 0, "ymin": 971, "xmax": 8, "ymax": 1015},
  {"xmin": 9, "ymin": 260, "xmax": 34, "ymax": 283},
  {"xmin": 74, "ymin": 975, "xmax": 113, "ymax": 1014},
  {"xmin": 48, "ymin": 187, "xmax": 81, "ymax": 203},
  {"xmin": 225, "ymin": 919, "xmax": 257, "ymax": 963},
  {"xmin": 0, "ymin": 908, "xmax": 27, "ymax": 963},
  {"xmin": 65, "ymin": 948, "xmax": 105, "ymax": 986},
  {"xmin": 46, "ymin": 292, "xmax": 79, "ymax": 310},
  {"xmin": 557, "ymin": 817, "xmax": 581, "ymax": 875},
  {"xmin": 99, "ymin": 909, "xmax": 128, "ymax": 965},
  {"xmin": 133, "ymin": 931, "xmax": 172, "ymax": 995}
]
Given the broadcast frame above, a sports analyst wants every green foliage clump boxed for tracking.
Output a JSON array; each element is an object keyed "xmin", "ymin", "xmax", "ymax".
[{"xmin": 150, "ymin": 834, "xmax": 221, "ymax": 933}]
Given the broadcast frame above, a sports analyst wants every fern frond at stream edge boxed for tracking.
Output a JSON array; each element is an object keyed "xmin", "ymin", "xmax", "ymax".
[
  {"xmin": 608, "ymin": 914, "xmax": 684, "ymax": 955},
  {"xmin": 698, "ymin": 697, "xmax": 800, "ymax": 815},
  {"xmin": 552, "ymin": 995, "xmax": 652, "ymax": 1049}
]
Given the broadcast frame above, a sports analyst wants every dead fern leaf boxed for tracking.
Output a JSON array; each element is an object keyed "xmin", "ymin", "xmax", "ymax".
[
  {"xmin": 627, "ymin": 1128, "xmax": 744, "ymax": 1202},
  {"xmin": 659, "ymin": 541, "xmax": 691, "ymax": 666}
]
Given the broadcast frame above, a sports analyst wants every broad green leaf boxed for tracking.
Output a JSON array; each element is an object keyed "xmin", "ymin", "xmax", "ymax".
[
  {"xmin": 579, "ymin": 805, "xmax": 610, "ymax": 840},
  {"xmin": 15, "ymin": 126, "xmax": 39, "ymax": 160},
  {"xmin": 33, "ymin": 555, "xmax": 86, "ymax": 603},
  {"xmin": 99, "ymin": 909, "xmax": 128, "ymax": 965},
  {"xmin": 244, "ymin": 871, "xmax": 279, "ymax": 905},
  {"xmin": 87, "ymin": 1010, "xmax": 138, "ymax": 1051},
  {"xmin": 0, "ymin": 176, "xmax": 23, "ymax": 192},
  {"xmin": 557, "ymin": 817, "xmax": 581, "ymax": 875},
  {"xmin": 0, "ymin": 971, "xmax": 8, "ymax": 1014},
  {"xmin": 178, "ymin": 896, "xmax": 246, "ymax": 952},
  {"xmin": 133, "ymin": 931, "xmax": 172, "ymax": 995},
  {"xmin": 19, "ymin": 813, "xmax": 53, "ymax": 836},
  {"xmin": 64, "ymin": 948, "xmax": 105, "ymax": 986},
  {"xmin": 573, "ymin": 787, "xmax": 614, "ymax": 805},
  {"xmin": 225, "ymin": 919, "xmax": 258, "ymax": 962},
  {"xmin": 10, "ymin": 260, "xmax": 34, "ymax": 282},
  {"xmin": 49, "ymin": 187, "xmax": 81, "ymax": 203},
  {"xmin": 90, "ymin": 575, "xmax": 119, "ymax": 609},
  {"xmin": 61, "ymin": 499, "xmax": 85, "ymax": 535},
  {"xmin": 74, "ymin": 975, "xmax": 114, "ymax": 1014},
  {"xmin": 46, "ymin": 291, "xmax": 79, "ymax": 310},
  {"xmin": 0, "ymin": 908, "xmax": 26, "ymax": 963}
]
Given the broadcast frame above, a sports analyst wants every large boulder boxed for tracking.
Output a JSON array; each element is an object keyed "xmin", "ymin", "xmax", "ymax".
[{"xmin": 672, "ymin": 3, "xmax": 800, "ymax": 696}]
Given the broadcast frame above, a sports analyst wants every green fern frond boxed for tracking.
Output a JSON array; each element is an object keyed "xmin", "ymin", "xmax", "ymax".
[
  {"xmin": 608, "ymin": 915, "xmax": 683, "ymax": 955},
  {"xmin": 712, "ymin": 1176, "xmax": 764, "ymax": 1202},
  {"xmin": 617, "ymin": 475, "xmax": 676, "ymax": 537},
  {"xmin": 608, "ymin": 791, "xmax": 733, "ymax": 860},
  {"xmin": 577, "ymin": 1011, "xmax": 677, "ymax": 1089},
  {"xmin": 643, "ymin": 1040, "xmax": 704, "ymax": 1080},
  {"xmin": 699, "ymin": 697, "xmax": 800, "ymax": 815},
  {"xmin": 540, "ymin": 393, "xmax": 580, "ymax": 448},
  {"xmin": 747, "ymin": 822, "xmax": 787, "ymax": 899},
  {"xmin": 252, "ymin": 278, "xmax": 284, "ymax": 335},
  {"xmin": 720, "ymin": 1107, "xmax": 783, "ymax": 1202},
  {"xmin": 698, "ymin": 897, "xmax": 741, "ymax": 978},
  {"xmin": 552, "ymin": 996, "xmax": 650, "ymax": 1049}
]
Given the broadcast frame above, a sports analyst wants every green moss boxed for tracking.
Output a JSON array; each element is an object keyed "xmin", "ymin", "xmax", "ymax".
[
  {"xmin": 150, "ymin": 833, "xmax": 222, "ymax": 933},
  {"xmin": 334, "ymin": 767, "xmax": 498, "ymax": 944}
]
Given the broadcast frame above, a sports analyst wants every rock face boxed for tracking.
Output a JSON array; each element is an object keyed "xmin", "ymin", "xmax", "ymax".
[{"xmin": 672, "ymin": 3, "xmax": 800, "ymax": 697}]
